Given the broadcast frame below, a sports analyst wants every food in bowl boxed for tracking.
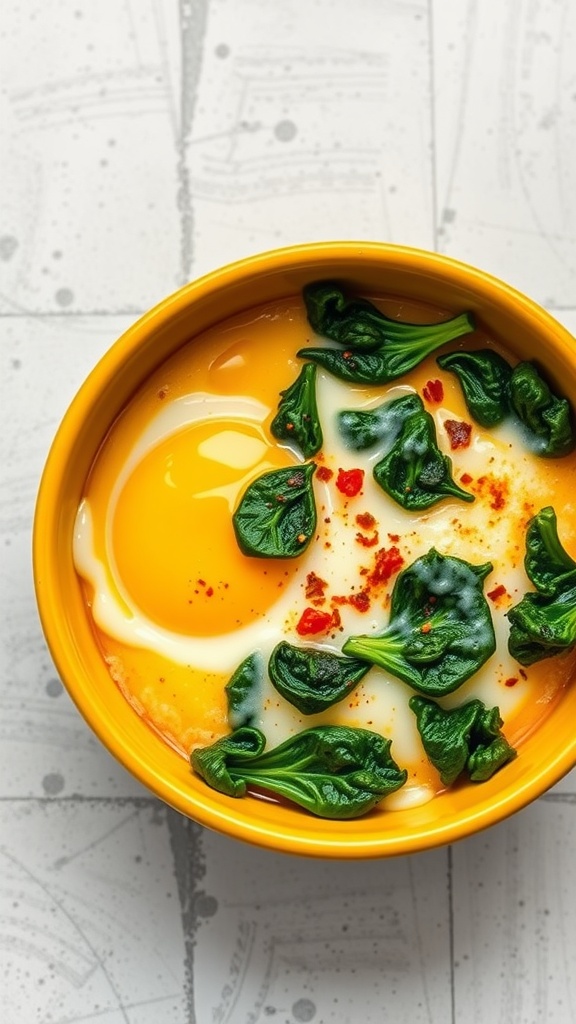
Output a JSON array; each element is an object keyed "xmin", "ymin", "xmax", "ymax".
[{"xmin": 71, "ymin": 273, "xmax": 576, "ymax": 820}]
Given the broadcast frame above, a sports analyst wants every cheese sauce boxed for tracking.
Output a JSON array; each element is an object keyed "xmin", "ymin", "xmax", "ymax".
[{"xmin": 73, "ymin": 295, "xmax": 576, "ymax": 808}]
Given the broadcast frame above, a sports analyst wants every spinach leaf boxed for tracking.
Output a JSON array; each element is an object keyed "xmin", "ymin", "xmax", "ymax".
[
  {"xmin": 299, "ymin": 281, "xmax": 475, "ymax": 384},
  {"xmin": 343, "ymin": 548, "xmax": 496, "ymax": 696},
  {"xmin": 233, "ymin": 463, "xmax": 317, "ymax": 558},
  {"xmin": 409, "ymin": 696, "xmax": 517, "ymax": 786},
  {"xmin": 507, "ymin": 586, "xmax": 576, "ymax": 665},
  {"xmin": 302, "ymin": 281, "xmax": 475, "ymax": 359},
  {"xmin": 507, "ymin": 507, "xmax": 576, "ymax": 665},
  {"xmin": 268, "ymin": 641, "xmax": 372, "ymax": 715},
  {"xmin": 191, "ymin": 724, "xmax": 407, "ymax": 818},
  {"xmin": 225, "ymin": 653, "xmax": 263, "ymax": 728},
  {"xmin": 436, "ymin": 349, "xmax": 512, "ymax": 428},
  {"xmin": 523, "ymin": 506, "xmax": 576, "ymax": 597},
  {"xmin": 509, "ymin": 362, "xmax": 574, "ymax": 457},
  {"xmin": 303, "ymin": 281, "xmax": 393, "ymax": 351},
  {"xmin": 337, "ymin": 393, "xmax": 424, "ymax": 451},
  {"xmin": 271, "ymin": 363, "xmax": 323, "ymax": 458},
  {"xmin": 372, "ymin": 410, "xmax": 474, "ymax": 510}
]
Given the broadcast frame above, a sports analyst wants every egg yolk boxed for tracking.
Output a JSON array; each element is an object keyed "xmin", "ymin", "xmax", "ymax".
[{"xmin": 110, "ymin": 418, "xmax": 301, "ymax": 636}]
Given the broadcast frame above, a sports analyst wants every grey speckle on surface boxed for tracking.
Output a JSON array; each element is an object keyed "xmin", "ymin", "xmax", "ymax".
[
  {"xmin": 0, "ymin": 235, "xmax": 18, "ymax": 260},
  {"xmin": 274, "ymin": 118, "xmax": 298, "ymax": 142},
  {"xmin": 292, "ymin": 997, "xmax": 317, "ymax": 1021},
  {"xmin": 42, "ymin": 772, "xmax": 65, "ymax": 795}
]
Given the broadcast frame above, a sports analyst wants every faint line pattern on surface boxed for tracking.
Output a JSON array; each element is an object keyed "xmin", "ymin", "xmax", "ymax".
[{"xmin": 178, "ymin": 0, "xmax": 209, "ymax": 282}]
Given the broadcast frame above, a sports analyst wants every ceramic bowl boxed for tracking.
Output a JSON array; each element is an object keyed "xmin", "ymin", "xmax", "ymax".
[{"xmin": 33, "ymin": 242, "xmax": 576, "ymax": 857}]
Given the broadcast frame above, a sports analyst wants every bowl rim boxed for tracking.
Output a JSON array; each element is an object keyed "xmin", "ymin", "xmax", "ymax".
[{"xmin": 33, "ymin": 240, "xmax": 576, "ymax": 857}]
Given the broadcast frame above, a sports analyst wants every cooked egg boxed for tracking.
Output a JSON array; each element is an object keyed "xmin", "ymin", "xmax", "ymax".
[{"xmin": 73, "ymin": 295, "xmax": 576, "ymax": 807}]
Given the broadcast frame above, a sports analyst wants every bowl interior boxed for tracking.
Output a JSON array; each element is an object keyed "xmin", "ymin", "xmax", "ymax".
[{"xmin": 33, "ymin": 242, "xmax": 576, "ymax": 857}]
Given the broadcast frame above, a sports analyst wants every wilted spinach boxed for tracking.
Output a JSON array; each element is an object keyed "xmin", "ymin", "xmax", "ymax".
[
  {"xmin": 343, "ymin": 548, "xmax": 496, "ymax": 696},
  {"xmin": 268, "ymin": 641, "xmax": 371, "ymax": 715},
  {"xmin": 372, "ymin": 409, "xmax": 474, "ymax": 510},
  {"xmin": 507, "ymin": 506, "xmax": 576, "ymax": 665},
  {"xmin": 271, "ymin": 363, "xmax": 323, "ymax": 458},
  {"xmin": 521, "ymin": 505, "xmax": 576, "ymax": 596},
  {"xmin": 409, "ymin": 696, "xmax": 517, "ymax": 785},
  {"xmin": 435, "ymin": 351, "xmax": 574, "ymax": 458},
  {"xmin": 337, "ymin": 393, "xmax": 424, "ymax": 451},
  {"xmin": 509, "ymin": 362, "xmax": 574, "ymax": 457},
  {"xmin": 191, "ymin": 724, "xmax": 407, "ymax": 819},
  {"xmin": 299, "ymin": 281, "xmax": 475, "ymax": 384},
  {"xmin": 436, "ymin": 349, "xmax": 512, "ymax": 428},
  {"xmin": 233, "ymin": 463, "xmax": 317, "ymax": 558},
  {"xmin": 225, "ymin": 653, "xmax": 263, "ymax": 728}
]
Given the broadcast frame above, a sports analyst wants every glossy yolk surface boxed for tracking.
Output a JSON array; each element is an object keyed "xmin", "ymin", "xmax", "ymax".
[{"xmin": 111, "ymin": 419, "xmax": 297, "ymax": 635}]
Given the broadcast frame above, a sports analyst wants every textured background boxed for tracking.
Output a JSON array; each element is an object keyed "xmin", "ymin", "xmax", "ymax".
[{"xmin": 2, "ymin": 2, "xmax": 576, "ymax": 1021}]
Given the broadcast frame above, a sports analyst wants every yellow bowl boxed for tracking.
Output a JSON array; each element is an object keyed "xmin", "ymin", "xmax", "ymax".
[{"xmin": 33, "ymin": 241, "xmax": 576, "ymax": 857}]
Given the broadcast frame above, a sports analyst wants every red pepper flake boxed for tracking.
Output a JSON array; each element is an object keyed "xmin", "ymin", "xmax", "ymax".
[
  {"xmin": 519, "ymin": 669, "xmax": 528, "ymax": 680},
  {"xmin": 316, "ymin": 465, "xmax": 334, "ymax": 482},
  {"xmin": 367, "ymin": 546, "xmax": 405, "ymax": 587},
  {"xmin": 197, "ymin": 579, "xmax": 206, "ymax": 587},
  {"xmin": 489, "ymin": 484, "xmax": 506, "ymax": 511},
  {"xmin": 336, "ymin": 467, "xmax": 364, "ymax": 497},
  {"xmin": 444, "ymin": 418, "xmax": 472, "ymax": 450},
  {"xmin": 423, "ymin": 378, "xmax": 444, "ymax": 403},
  {"xmin": 296, "ymin": 607, "xmax": 333, "ymax": 636},
  {"xmin": 331, "ymin": 591, "xmax": 371, "ymax": 613},
  {"xmin": 348, "ymin": 591, "xmax": 371, "ymax": 613},
  {"xmin": 206, "ymin": 587, "xmax": 214, "ymax": 597},
  {"xmin": 504, "ymin": 677, "xmax": 518, "ymax": 688},
  {"xmin": 487, "ymin": 584, "xmax": 507, "ymax": 602},
  {"xmin": 421, "ymin": 621, "xmax": 432, "ymax": 634},
  {"xmin": 305, "ymin": 571, "xmax": 328, "ymax": 605},
  {"xmin": 356, "ymin": 531, "xmax": 380, "ymax": 548},
  {"xmin": 475, "ymin": 474, "xmax": 508, "ymax": 511},
  {"xmin": 356, "ymin": 512, "xmax": 376, "ymax": 530},
  {"xmin": 388, "ymin": 533, "xmax": 400, "ymax": 543},
  {"xmin": 460, "ymin": 472, "xmax": 473, "ymax": 485}
]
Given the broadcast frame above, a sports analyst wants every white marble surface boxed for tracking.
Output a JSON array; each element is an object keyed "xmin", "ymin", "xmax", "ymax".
[{"xmin": 2, "ymin": 2, "xmax": 576, "ymax": 1021}]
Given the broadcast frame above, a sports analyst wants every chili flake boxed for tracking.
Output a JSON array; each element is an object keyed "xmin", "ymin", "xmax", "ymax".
[
  {"xmin": 305, "ymin": 571, "xmax": 328, "ymax": 605},
  {"xmin": 348, "ymin": 591, "xmax": 371, "ymax": 613},
  {"xmin": 460, "ymin": 472, "xmax": 473, "ymax": 485},
  {"xmin": 367, "ymin": 545, "xmax": 405, "ymax": 587},
  {"xmin": 504, "ymin": 677, "xmax": 519, "ymax": 687},
  {"xmin": 487, "ymin": 584, "xmax": 507, "ymax": 603},
  {"xmin": 331, "ymin": 591, "xmax": 371, "ymax": 613},
  {"xmin": 316, "ymin": 465, "xmax": 334, "ymax": 482},
  {"xmin": 423, "ymin": 378, "xmax": 444, "ymax": 403},
  {"xmin": 444, "ymin": 418, "xmax": 472, "ymax": 450},
  {"xmin": 356, "ymin": 512, "xmax": 376, "ymax": 530},
  {"xmin": 356, "ymin": 531, "xmax": 379, "ymax": 548},
  {"xmin": 336, "ymin": 467, "xmax": 364, "ymax": 497},
  {"xmin": 296, "ymin": 607, "xmax": 333, "ymax": 636}
]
